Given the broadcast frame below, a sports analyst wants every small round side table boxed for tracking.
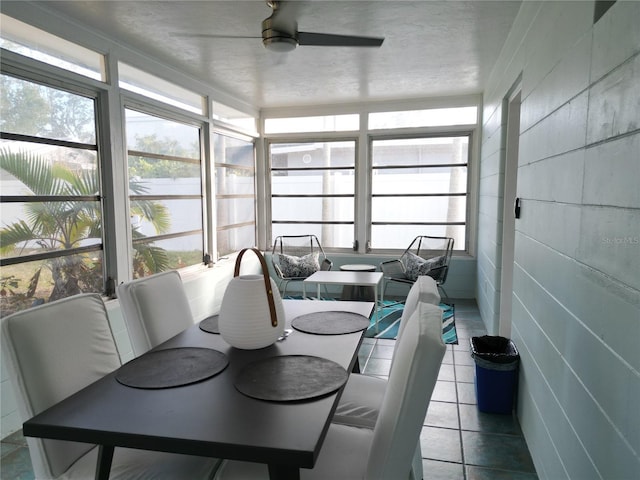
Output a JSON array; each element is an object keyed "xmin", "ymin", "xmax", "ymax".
[{"xmin": 339, "ymin": 264, "xmax": 377, "ymax": 301}]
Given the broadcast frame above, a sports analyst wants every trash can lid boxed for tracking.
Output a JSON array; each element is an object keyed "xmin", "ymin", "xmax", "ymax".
[{"xmin": 470, "ymin": 335, "xmax": 519, "ymax": 364}]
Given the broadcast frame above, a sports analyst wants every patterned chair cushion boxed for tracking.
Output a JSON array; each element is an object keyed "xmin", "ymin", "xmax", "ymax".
[
  {"xmin": 277, "ymin": 252, "xmax": 320, "ymax": 278},
  {"xmin": 402, "ymin": 252, "xmax": 446, "ymax": 282}
]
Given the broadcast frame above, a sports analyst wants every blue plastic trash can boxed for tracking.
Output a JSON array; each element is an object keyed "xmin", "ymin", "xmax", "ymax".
[{"xmin": 470, "ymin": 336, "xmax": 519, "ymax": 414}]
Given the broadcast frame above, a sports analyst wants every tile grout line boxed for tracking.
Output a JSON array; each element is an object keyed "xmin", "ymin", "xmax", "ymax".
[{"xmin": 452, "ymin": 345, "xmax": 469, "ymax": 480}]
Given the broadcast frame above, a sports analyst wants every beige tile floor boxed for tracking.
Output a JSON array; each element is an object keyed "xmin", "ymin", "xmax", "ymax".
[{"xmin": 359, "ymin": 298, "xmax": 538, "ymax": 480}]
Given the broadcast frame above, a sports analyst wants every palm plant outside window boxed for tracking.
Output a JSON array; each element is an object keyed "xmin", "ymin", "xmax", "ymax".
[
  {"xmin": 125, "ymin": 109, "xmax": 204, "ymax": 278},
  {"xmin": 0, "ymin": 74, "xmax": 103, "ymax": 316}
]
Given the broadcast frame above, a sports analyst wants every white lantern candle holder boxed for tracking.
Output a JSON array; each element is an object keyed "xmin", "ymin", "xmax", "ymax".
[{"xmin": 219, "ymin": 248, "xmax": 285, "ymax": 349}]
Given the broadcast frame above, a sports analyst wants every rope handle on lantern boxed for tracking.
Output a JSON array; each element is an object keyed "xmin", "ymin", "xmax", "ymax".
[{"xmin": 233, "ymin": 248, "xmax": 278, "ymax": 327}]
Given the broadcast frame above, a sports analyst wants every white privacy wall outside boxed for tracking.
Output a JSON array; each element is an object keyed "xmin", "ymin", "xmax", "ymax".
[{"xmin": 477, "ymin": 2, "xmax": 640, "ymax": 479}]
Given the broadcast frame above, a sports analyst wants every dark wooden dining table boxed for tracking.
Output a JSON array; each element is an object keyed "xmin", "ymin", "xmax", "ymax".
[{"xmin": 22, "ymin": 299, "xmax": 373, "ymax": 480}]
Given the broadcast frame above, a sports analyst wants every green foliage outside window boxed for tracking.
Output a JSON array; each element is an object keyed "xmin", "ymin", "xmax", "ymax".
[
  {"xmin": 128, "ymin": 134, "xmax": 200, "ymax": 179},
  {"xmin": 0, "ymin": 149, "xmax": 170, "ymax": 316},
  {"xmin": 0, "ymin": 74, "xmax": 202, "ymax": 316}
]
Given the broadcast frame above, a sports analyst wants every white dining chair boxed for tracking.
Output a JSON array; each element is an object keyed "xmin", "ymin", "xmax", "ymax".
[
  {"xmin": 332, "ymin": 275, "xmax": 441, "ymax": 479},
  {"xmin": 213, "ymin": 301, "xmax": 446, "ymax": 480},
  {"xmin": 117, "ymin": 270, "xmax": 195, "ymax": 356},
  {"xmin": 0, "ymin": 293, "xmax": 220, "ymax": 479},
  {"xmin": 335, "ymin": 275, "xmax": 441, "ymax": 426}
]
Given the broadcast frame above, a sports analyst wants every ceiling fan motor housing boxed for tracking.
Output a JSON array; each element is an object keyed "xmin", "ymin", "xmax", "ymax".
[{"xmin": 262, "ymin": 16, "xmax": 298, "ymax": 52}]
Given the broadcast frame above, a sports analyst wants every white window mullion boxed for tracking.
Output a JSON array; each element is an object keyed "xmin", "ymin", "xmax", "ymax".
[
  {"xmin": 100, "ymin": 84, "xmax": 133, "ymax": 289},
  {"xmin": 355, "ymin": 123, "xmax": 369, "ymax": 253}
]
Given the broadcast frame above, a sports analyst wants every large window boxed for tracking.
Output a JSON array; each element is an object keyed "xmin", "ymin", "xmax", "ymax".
[
  {"xmin": 125, "ymin": 109, "xmax": 204, "ymax": 278},
  {"xmin": 370, "ymin": 136, "xmax": 469, "ymax": 249},
  {"xmin": 0, "ymin": 13, "xmax": 261, "ymax": 324},
  {"xmin": 0, "ymin": 74, "xmax": 103, "ymax": 316},
  {"xmin": 214, "ymin": 133, "xmax": 256, "ymax": 256},
  {"xmin": 269, "ymin": 141, "xmax": 356, "ymax": 249},
  {"xmin": 265, "ymin": 107, "xmax": 475, "ymax": 254}
]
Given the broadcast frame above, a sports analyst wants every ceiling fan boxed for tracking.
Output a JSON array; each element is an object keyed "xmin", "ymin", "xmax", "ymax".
[{"xmin": 180, "ymin": 0, "xmax": 384, "ymax": 53}]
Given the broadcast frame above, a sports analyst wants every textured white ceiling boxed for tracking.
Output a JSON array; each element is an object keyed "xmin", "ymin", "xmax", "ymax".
[{"xmin": 26, "ymin": 0, "xmax": 522, "ymax": 109}]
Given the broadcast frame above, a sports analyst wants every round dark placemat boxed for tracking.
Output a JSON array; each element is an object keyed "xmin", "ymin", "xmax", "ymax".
[
  {"xmin": 291, "ymin": 311, "xmax": 370, "ymax": 335},
  {"xmin": 116, "ymin": 347, "xmax": 228, "ymax": 389},
  {"xmin": 234, "ymin": 355, "xmax": 348, "ymax": 402},
  {"xmin": 199, "ymin": 315, "xmax": 220, "ymax": 334}
]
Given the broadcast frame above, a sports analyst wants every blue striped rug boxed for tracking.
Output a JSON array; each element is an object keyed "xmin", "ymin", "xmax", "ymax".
[
  {"xmin": 364, "ymin": 301, "xmax": 458, "ymax": 344},
  {"xmin": 284, "ymin": 296, "xmax": 457, "ymax": 344}
]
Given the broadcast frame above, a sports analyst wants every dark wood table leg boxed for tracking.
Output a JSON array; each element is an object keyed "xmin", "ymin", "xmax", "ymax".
[
  {"xmin": 268, "ymin": 464, "xmax": 300, "ymax": 480},
  {"xmin": 95, "ymin": 445, "xmax": 114, "ymax": 480}
]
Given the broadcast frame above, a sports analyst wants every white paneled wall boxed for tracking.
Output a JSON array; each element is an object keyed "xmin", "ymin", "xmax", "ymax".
[{"xmin": 479, "ymin": 2, "xmax": 640, "ymax": 479}]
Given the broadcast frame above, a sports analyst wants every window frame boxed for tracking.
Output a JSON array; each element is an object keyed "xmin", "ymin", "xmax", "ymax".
[
  {"xmin": 262, "ymin": 108, "xmax": 479, "ymax": 256},
  {"xmin": 212, "ymin": 128, "xmax": 257, "ymax": 258},
  {"xmin": 122, "ymin": 102, "xmax": 208, "ymax": 277},
  {"xmin": 0, "ymin": 67, "xmax": 109, "ymax": 301},
  {"xmin": 265, "ymin": 136, "xmax": 359, "ymax": 253},
  {"xmin": 367, "ymin": 131, "xmax": 472, "ymax": 254}
]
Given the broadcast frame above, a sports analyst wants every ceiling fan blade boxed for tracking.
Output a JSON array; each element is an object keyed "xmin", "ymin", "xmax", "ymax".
[{"xmin": 297, "ymin": 32, "xmax": 384, "ymax": 47}]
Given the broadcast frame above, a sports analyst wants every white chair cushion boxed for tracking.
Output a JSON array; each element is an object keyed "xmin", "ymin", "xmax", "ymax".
[
  {"xmin": 333, "ymin": 374, "xmax": 386, "ymax": 428},
  {"xmin": 117, "ymin": 270, "xmax": 195, "ymax": 356}
]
